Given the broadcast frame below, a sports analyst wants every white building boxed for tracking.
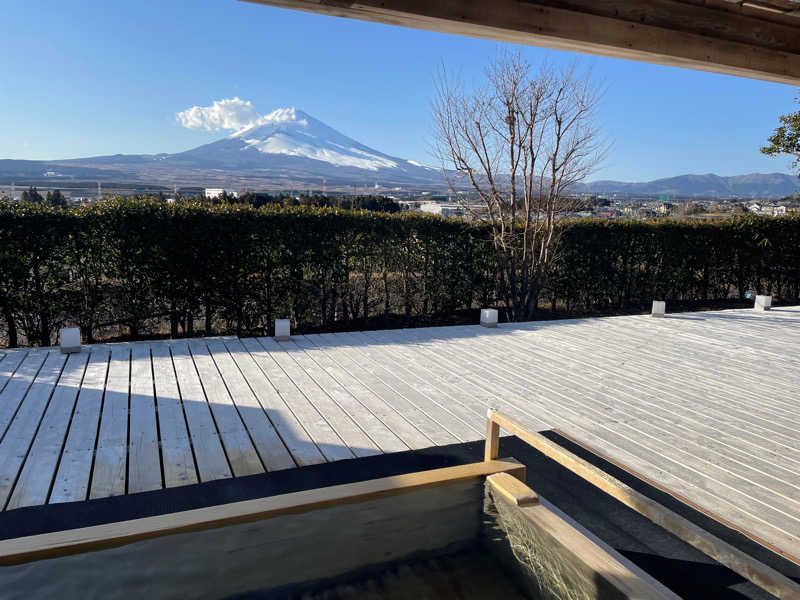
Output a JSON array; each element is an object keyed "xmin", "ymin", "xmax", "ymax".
[
  {"xmin": 204, "ymin": 188, "xmax": 238, "ymax": 200},
  {"xmin": 419, "ymin": 203, "xmax": 465, "ymax": 218}
]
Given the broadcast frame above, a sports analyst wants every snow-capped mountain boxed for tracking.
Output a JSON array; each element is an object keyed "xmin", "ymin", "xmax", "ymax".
[
  {"xmin": 230, "ymin": 107, "xmax": 402, "ymax": 171},
  {"xmin": 0, "ymin": 108, "xmax": 446, "ymax": 189},
  {"xmin": 159, "ymin": 107, "xmax": 445, "ymax": 186}
]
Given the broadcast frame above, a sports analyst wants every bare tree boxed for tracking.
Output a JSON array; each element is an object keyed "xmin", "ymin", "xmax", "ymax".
[{"xmin": 433, "ymin": 52, "xmax": 606, "ymax": 321}]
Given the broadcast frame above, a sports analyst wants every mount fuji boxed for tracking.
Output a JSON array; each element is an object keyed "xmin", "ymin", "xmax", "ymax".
[{"xmin": 0, "ymin": 108, "xmax": 448, "ymax": 190}]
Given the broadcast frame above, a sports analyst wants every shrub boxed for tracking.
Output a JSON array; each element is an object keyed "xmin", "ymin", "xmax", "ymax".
[{"xmin": 0, "ymin": 198, "xmax": 797, "ymax": 347}]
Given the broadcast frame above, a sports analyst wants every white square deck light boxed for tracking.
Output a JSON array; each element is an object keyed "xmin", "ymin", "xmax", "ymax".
[
  {"xmin": 59, "ymin": 327, "xmax": 81, "ymax": 353},
  {"xmin": 480, "ymin": 309, "xmax": 498, "ymax": 328},
  {"xmin": 274, "ymin": 319, "xmax": 291, "ymax": 341},
  {"xmin": 651, "ymin": 301, "xmax": 666, "ymax": 318},
  {"xmin": 755, "ymin": 295, "xmax": 772, "ymax": 311}
]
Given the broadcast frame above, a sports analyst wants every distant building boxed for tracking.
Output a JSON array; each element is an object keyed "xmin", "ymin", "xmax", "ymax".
[
  {"xmin": 420, "ymin": 203, "xmax": 465, "ymax": 218},
  {"xmin": 747, "ymin": 203, "xmax": 787, "ymax": 216},
  {"xmin": 397, "ymin": 200, "xmax": 420, "ymax": 211},
  {"xmin": 204, "ymin": 188, "xmax": 238, "ymax": 199}
]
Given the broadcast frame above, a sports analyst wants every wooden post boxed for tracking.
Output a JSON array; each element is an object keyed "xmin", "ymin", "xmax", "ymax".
[{"xmin": 485, "ymin": 408, "xmax": 500, "ymax": 461}]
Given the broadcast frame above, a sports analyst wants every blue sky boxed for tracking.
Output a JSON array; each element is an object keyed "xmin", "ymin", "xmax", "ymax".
[{"xmin": 2, "ymin": 0, "xmax": 798, "ymax": 181}]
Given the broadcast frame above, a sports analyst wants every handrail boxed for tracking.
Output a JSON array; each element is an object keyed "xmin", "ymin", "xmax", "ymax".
[
  {"xmin": 0, "ymin": 458, "xmax": 525, "ymax": 566},
  {"xmin": 484, "ymin": 408, "xmax": 800, "ymax": 600}
]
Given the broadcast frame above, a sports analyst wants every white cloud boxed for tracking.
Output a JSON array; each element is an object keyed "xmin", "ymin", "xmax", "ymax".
[{"xmin": 176, "ymin": 97, "xmax": 261, "ymax": 131}]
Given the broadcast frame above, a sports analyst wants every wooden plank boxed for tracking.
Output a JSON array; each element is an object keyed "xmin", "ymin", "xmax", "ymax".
[
  {"xmin": 127, "ymin": 344, "xmax": 162, "ymax": 494},
  {"xmin": 240, "ymin": 337, "xmax": 351, "ymax": 462},
  {"xmin": 292, "ymin": 335, "xmax": 431, "ymax": 451},
  {"xmin": 280, "ymin": 337, "xmax": 407, "ymax": 454},
  {"xmin": 503, "ymin": 320, "xmax": 800, "ymax": 464},
  {"xmin": 381, "ymin": 326, "xmax": 552, "ymax": 434},
  {"xmin": 486, "ymin": 409, "xmax": 800, "ymax": 600},
  {"xmin": 305, "ymin": 333, "xmax": 456, "ymax": 446},
  {"xmin": 224, "ymin": 339, "xmax": 324, "ymax": 467},
  {"xmin": 245, "ymin": 0, "xmax": 800, "ymax": 85},
  {"xmin": 564, "ymin": 316, "xmax": 800, "ymax": 419},
  {"xmin": 206, "ymin": 339, "xmax": 295, "ymax": 472},
  {"xmin": 486, "ymin": 472, "xmax": 538, "ymax": 507},
  {"xmin": 360, "ymin": 327, "xmax": 550, "ymax": 434},
  {"xmin": 0, "ymin": 351, "xmax": 47, "ymax": 440},
  {"xmin": 309, "ymin": 333, "xmax": 469, "ymax": 443},
  {"xmin": 258, "ymin": 337, "xmax": 380, "ymax": 458},
  {"xmin": 0, "ymin": 458, "xmax": 525, "ymax": 565},
  {"xmin": 187, "ymin": 340, "xmax": 263, "ymax": 477},
  {"xmin": 6, "ymin": 351, "xmax": 89, "ymax": 510},
  {"xmin": 498, "ymin": 322, "xmax": 800, "ymax": 477},
  {"xmin": 474, "ymin": 327, "xmax": 800, "ymax": 512},
  {"xmin": 90, "ymin": 345, "xmax": 130, "ymax": 499},
  {"xmin": 150, "ymin": 343, "xmax": 197, "ymax": 488},
  {"xmin": 50, "ymin": 347, "xmax": 110, "ymax": 504},
  {"xmin": 337, "ymin": 331, "xmax": 484, "ymax": 440},
  {"xmin": 0, "ymin": 352, "xmax": 67, "ymax": 509},
  {"xmin": 169, "ymin": 341, "xmax": 231, "ymax": 483},
  {"xmin": 0, "ymin": 350, "xmax": 27, "ymax": 395}
]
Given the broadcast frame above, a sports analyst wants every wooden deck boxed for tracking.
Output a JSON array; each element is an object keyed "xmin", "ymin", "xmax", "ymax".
[{"xmin": 0, "ymin": 306, "xmax": 798, "ymax": 561}]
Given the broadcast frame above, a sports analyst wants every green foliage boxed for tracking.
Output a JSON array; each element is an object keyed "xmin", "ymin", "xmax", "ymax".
[
  {"xmin": 546, "ymin": 215, "xmax": 800, "ymax": 312},
  {"xmin": 46, "ymin": 189, "xmax": 67, "ymax": 208},
  {"xmin": 20, "ymin": 187, "xmax": 44, "ymax": 204},
  {"xmin": 762, "ymin": 95, "xmax": 800, "ymax": 175},
  {"xmin": 0, "ymin": 198, "xmax": 798, "ymax": 347}
]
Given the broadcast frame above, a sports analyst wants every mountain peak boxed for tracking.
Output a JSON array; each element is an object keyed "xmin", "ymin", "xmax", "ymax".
[
  {"xmin": 230, "ymin": 107, "xmax": 310, "ymax": 138},
  {"xmin": 222, "ymin": 107, "xmax": 405, "ymax": 171},
  {"xmin": 263, "ymin": 107, "xmax": 308, "ymax": 122}
]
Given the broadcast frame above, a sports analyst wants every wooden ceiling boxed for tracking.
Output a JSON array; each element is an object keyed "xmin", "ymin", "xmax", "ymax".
[{"xmin": 243, "ymin": 0, "xmax": 800, "ymax": 85}]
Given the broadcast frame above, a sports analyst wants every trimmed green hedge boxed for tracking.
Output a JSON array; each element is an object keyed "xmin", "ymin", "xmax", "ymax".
[
  {"xmin": 0, "ymin": 199, "xmax": 797, "ymax": 347},
  {"xmin": 0, "ymin": 200, "xmax": 493, "ymax": 346},
  {"xmin": 547, "ymin": 217, "xmax": 800, "ymax": 312}
]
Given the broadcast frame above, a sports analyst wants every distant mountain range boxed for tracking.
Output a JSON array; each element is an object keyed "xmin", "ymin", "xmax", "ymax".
[
  {"xmin": 580, "ymin": 172, "xmax": 800, "ymax": 199},
  {"xmin": 0, "ymin": 107, "xmax": 798, "ymax": 198}
]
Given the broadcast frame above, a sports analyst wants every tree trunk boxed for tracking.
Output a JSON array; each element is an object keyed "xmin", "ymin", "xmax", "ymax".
[
  {"xmin": 363, "ymin": 273, "xmax": 369, "ymax": 328},
  {"xmin": 2, "ymin": 303, "xmax": 17, "ymax": 348},
  {"xmin": 40, "ymin": 311, "xmax": 51, "ymax": 346},
  {"xmin": 170, "ymin": 301, "xmax": 179, "ymax": 338},
  {"xmin": 205, "ymin": 299, "xmax": 213, "ymax": 336},
  {"xmin": 383, "ymin": 271, "xmax": 390, "ymax": 317}
]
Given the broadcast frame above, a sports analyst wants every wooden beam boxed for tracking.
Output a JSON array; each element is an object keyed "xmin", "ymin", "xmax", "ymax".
[
  {"xmin": 486, "ymin": 410, "xmax": 800, "ymax": 600},
  {"xmin": 0, "ymin": 458, "xmax": 524, "ymax": 566},
  {"xmin": 487, "ymin": 472, "xmax": 540, "ymax": 507},
  {"xmin": 553, "ymin": 426, "xmax": 800, "ymax": 567},
  {"xmin": 242, "ymin": 0, "xmax": 800, "ymax": 85}
]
